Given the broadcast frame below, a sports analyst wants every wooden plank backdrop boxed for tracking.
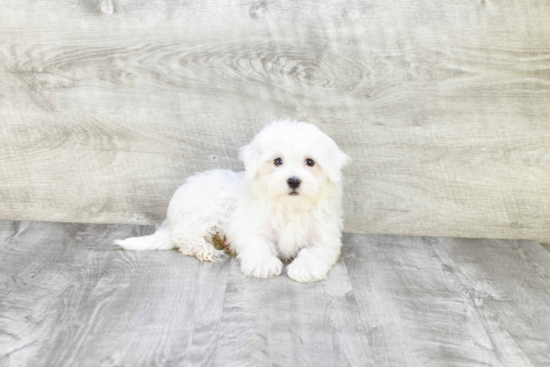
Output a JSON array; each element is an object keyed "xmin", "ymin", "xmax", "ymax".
[{"xmin": 1, "ymin": 0, "xmax": 549, "ymax": 242}]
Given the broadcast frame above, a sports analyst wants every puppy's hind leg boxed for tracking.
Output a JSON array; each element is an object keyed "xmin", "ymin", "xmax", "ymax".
[
  {"xmin": 195, "ymin": 238, "xmax": 227, "ymax": 262},
  {"xmin": 172, "ymin": 228, "xmax": 226, "ymax": 262}
]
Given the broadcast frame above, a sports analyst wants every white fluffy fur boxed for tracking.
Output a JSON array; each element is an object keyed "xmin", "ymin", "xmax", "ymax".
[{"xmin": 115, "ymin": 119, "xmax": 351, "ymax": 282}]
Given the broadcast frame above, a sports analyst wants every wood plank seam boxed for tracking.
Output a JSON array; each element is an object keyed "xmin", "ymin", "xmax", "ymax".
[
  {"xmin": 425, "ymin": 237, "xmax": 506, "ymax": 365},
  {"xmin": 210, "ymin": 257, "xmax": 235, "ymax": 367}
]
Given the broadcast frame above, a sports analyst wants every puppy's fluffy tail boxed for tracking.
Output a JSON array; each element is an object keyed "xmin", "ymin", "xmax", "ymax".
[{"xmin": 114, "ymin": 221, "xmax": 173, "ymax": 251}]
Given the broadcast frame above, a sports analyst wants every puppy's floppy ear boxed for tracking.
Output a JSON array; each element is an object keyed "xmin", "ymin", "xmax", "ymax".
[
  {"xmin": 239, "ymin": 140, "xmax": 262, "ymax": 180},
  {"xmin": 325, "ymin": 147, "xmax": 352, "ymax": 182}
]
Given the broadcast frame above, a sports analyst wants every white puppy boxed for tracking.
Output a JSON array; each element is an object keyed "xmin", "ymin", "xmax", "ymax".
[{"xmin": 115, "ymin": 119, "xmax": 351, "ymax": 282}]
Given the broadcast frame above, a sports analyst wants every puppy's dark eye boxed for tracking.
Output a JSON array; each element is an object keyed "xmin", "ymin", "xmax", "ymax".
[
  {"xmin": 274, "ymin": 157, "xmax": 283, "ymax": 166},
  {"xmin": 305, "ymin": 158, "xmax": 315, "ymax": 167}
]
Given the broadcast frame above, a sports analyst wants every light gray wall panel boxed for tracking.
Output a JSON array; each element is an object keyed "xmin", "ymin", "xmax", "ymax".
[{"xmin": 1, "ymin": 1, "xmax": 549, "ymax": 241}]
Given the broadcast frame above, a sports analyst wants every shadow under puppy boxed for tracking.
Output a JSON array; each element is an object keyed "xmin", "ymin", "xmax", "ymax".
[{"xmin": 115, "ymin": 119, "xmax": 351, "ymax": 282}]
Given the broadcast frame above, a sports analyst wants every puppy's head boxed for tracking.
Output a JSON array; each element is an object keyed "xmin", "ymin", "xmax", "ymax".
[{"xmin": 239, "ymin": 119, "xmax": 351, "ymax": 209}]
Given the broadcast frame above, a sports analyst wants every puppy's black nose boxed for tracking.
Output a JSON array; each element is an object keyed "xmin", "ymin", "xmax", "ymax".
[{"xmin": 287, "ymin": 177, "xmax": 301, "ymax": 189}]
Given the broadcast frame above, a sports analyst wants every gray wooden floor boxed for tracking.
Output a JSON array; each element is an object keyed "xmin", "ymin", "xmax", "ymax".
[{"xmin": 1, "ymin": 221, "xmax": 550, "ymax": 367}]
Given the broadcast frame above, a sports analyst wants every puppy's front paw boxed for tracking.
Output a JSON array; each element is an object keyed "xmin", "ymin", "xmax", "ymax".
[
  {"xmin": 287, "ymin": 258, "xmax": 327, "ymax": 283},
  {"xmin": 240, "ymin": 255, "xmax": 283, "ymax": 279}
]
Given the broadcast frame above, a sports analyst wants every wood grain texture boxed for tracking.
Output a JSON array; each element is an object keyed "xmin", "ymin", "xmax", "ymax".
[
  {"xmin": 427, "ymin": 237, "xmax": 550, "ymax": 366},
  {"xmin": 3, "ymin": 221, "xmax": 550, "ymax": 366},
  {"xmin": 342, "ymin": 233, "xmax": 550, "ymax": 366},
  {"xmin": 1, "ymin": 0, "xmax": 550, "ymax": 242},
  {"xmin": 0, "ymin": 221, "xmax": 129, "ymax": 365},
  {"xmin": 2, "ymin": 221, "xmax": 550, "ymax": 366},
  {"xmin": 213, "ymin": 256, "xmax": 373, "ymax": 367},
  {"xmin": 0, "ymin": 221, "xmax": 231, "ymax": 367}
]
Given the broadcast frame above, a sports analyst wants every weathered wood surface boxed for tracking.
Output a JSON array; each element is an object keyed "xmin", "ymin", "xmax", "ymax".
[
  {"xmin": 1, "ymin": 221, "xmax": 550, "ymax": 366},
  {"xmin": 428, "ymin": 237, "xmax": 550, "ymax": 366},
  {"xmin": 213, "ymin": 256, "xmax": 373, "ymax": 367},
  {"xmin": 343, "ymin": 234, "xmax": 550, "ymax": 366},
  {"xmin": 1, "ymin": 0, "xmax": 550, "ymax": 240},
  {"xmin": 0, "ymin": 221, "xmax": 231, "ymax": 367}
]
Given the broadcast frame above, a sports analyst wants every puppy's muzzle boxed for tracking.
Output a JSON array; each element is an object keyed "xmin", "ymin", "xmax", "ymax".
[{"xmin": 287, "ymin": 177, "xmax": 301, "ymax": 195}]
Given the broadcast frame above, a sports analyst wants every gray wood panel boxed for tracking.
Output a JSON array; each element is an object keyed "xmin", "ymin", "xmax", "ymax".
[
  {"xmin": 213, "ymin": 257, "xmax": 373, "ymax": 367},
  {"xmin": 2, "ymin": 221, "xmax": 550, "ymax": 366},
  {"xmin": 342, "ymin": 234, "xmax": 499, "ymax": 366},
  {"xmin": 427, "ymin": 237, "xmax": 550, "ymax": 366},
  {"xmin": 0, "ymin": 221, "xmax": 134, "ymax": 365},
  {"xmin": 0, "ymin": 221, "xmax": 231, "ymax": 367},
  {"xmin": 1, "ymin": 1, "xmax": 550, "ymax": 240},
  {"xmin": 342, "ymin": 233, "xmax": 550, "ymax": 366}
]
